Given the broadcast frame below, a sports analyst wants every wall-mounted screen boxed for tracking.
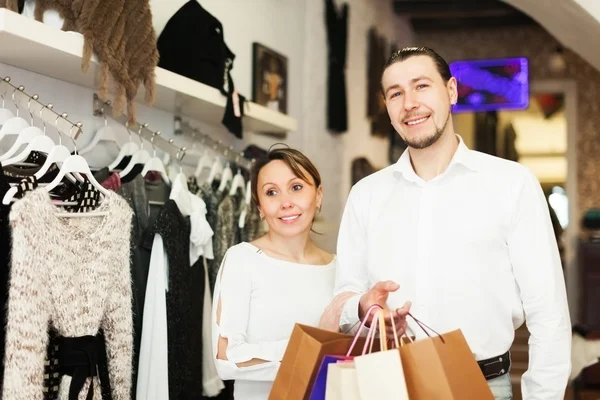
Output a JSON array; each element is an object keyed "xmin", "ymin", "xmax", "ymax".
[{"xmin": 449, "ymin": 57, "xmax": 529, "ymax": 113}]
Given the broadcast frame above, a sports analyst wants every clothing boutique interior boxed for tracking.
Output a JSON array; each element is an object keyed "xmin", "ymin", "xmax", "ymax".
[{"xmin": 0, "ymin": 0, "xmax": 599, "ymax": 399}]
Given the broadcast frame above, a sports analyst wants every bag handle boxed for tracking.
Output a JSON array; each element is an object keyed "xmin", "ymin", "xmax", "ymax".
[
  {"xmin": 345, "ymin": 304, "xmax": 382, "ymax": 356},
  {"xmin": 407, "ymin": 313, "xmax": 445, "ymax": 344}
]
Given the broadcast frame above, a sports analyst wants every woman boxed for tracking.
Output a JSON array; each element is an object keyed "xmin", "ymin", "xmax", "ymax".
[{"xmin": 211, "ymin": 147, "xmax": 337, "ymax": 399}]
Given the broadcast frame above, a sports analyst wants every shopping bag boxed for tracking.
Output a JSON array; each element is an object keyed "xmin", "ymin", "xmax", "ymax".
[
  {"xmin": 306, "ymin": 304, "xmax": 384, "ymax": 400},
  {"xmin": 353, "ymin": 308, "xmax": 410, "ymax": 400},
  {"xmin": 308, "ymin": 355, "xmax": 352, "ymax": 400},
  {"xmin": 324, "ymin": 361, "xmax": 360, "ymax": 400},
  {"xmin": 271, "ymin": 305, "xmax": 383, "ymax": 400},
  {"xmin": 400, "ymin": 314, "xmax": 495, "ymax": 400}
]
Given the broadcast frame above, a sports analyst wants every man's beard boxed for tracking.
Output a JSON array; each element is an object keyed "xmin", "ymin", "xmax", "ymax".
[{"xmin": 399, "ymin": 110, "xmax": 450, "ymax": 150}]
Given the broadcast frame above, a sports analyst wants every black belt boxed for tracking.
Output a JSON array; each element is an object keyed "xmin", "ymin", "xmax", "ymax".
[
  {"xmin": 478, "ymin": 350, "xmax": 511, "ymax": 380},
  {"xmin": 57, "ymin": 335, "xmax": 102, "ymax": 400}
]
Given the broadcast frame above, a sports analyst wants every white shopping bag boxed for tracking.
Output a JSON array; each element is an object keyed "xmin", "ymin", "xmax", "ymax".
[
  {"xmin": 353, "ymin": 309, "xmax": 410, "ymax": 400},
  {"xmin": 324, "ymin": 361, "xmax": 360, "ymax": 400}
]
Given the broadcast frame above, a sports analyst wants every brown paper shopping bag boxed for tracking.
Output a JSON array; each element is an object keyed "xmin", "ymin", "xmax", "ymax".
[
  {"xmin": 399, "ymin": 314, "xmax": 494, "ymax": 400},
  {"xmin": 268, "ymin": 323, "xmax": 370, "ymax": 400},
  {"xmin": 353, "ymin": 308, "xmax": 410, "ymax": 400}
]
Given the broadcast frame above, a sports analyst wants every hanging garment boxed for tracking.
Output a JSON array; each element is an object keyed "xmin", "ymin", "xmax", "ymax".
[
  {"xmin": 149, "ymin": 200, "xmax": 205, "ymax": 399},
  {"xmin": 2, "ymin": 189, "xmax": 134, "ymax": 400},
  {"xmin": 8, "ymin": 0, "xmax": 159, "ymax": 124},
  {"xmin": 200, "ymin": 258, "xmax": 225, "ymax": 397},
  {"xmin": 210, "ymin": 189, "xmax": 243, "ymax": 294},
  {"xmin": 0, "ymin": 167, "xmax": 113, "ymax": 399},
  {"xmin": 238, "ymin": 201, "xmax": 262, "ymax": 244},
  {"xmin": 156, "ymin": 0, "xmax": 235, "ymax": 95},
  {"xmin": 325, "ymin": 0, "xmax": 349, "ymax": 133},
  {"xmin": 0, "ymin": 166, "xmax": 11, "ymax": 392},
  {"xmin": 137, "ymin": 234, "xmax": 169, "ymax": 400},
  {"xmin": 116, "ymin": 175, "xmax": 152, "ymax": 400},
  {"xmin": 198, "ymin": 181, "xmax": 228, "ymax": 292}
]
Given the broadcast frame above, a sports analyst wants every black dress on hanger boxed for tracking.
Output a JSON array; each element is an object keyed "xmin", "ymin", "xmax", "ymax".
[
  {"xmin": 325, "ymin": 0, "xmax": 349, "ymax": 133},
  {"xmin": 149, "ymin": 200, "xmax": 205, "ymax": 399}
]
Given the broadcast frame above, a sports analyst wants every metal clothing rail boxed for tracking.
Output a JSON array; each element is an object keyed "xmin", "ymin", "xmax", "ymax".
[
  {"xmin": 178, "ymin": 120, "xmax": 255, "ymax": 171},
  {"xmin": 93, "ymin": 94, "xmax": 189, "ymax": 163},
  {"xmin": 0, "ymin": 76, "xmax": 84, "ymax": 139},
  {"xmin": 93, "ymin": 94, "xmax": 254, "ymax": 171}
]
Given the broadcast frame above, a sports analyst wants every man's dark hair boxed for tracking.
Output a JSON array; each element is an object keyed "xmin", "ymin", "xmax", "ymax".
[{"xmin": 381, "ymin": 47, "xmax": 452, "ymax": 94}]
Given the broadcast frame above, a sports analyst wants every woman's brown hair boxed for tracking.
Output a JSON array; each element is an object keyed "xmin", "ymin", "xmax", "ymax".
[{"xmin": 250, "ymin": 145, "xmax": 321, "ymax": 208}]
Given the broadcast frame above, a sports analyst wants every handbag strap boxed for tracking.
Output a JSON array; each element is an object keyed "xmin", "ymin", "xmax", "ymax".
[{"xmin": 407, "ymin": 313, "xmax": 446, "ymax": 344}]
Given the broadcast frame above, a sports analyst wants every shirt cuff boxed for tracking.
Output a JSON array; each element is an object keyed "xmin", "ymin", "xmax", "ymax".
[{"xmin": 339, "ymin": 294, "xmax": 362, "ymax": 334}]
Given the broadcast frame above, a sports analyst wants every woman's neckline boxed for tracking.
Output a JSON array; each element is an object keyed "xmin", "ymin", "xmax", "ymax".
[{"xmin": 241, "ymin": 242, "xmax": 336, "ymax": 268}]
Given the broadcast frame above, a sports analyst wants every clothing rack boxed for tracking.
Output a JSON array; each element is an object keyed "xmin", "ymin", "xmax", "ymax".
[
  {"xmin": 0, "ymin": 76, "xmax": 84, "ymax": 140},
  {"xmin": 93, "ymin": 94, "xmax": 254, "ymax": 170},
  {"xmin": 93, "ymin": 94, "xmax": 189, "ymax": 163},
  {"xmin": 178, "ymin": 120, "xmax": 254, "ymax": 171}
]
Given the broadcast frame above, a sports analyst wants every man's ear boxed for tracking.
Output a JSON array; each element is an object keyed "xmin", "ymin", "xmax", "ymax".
[{"xmin": 447, "ymin": 76, "xmax": 458, "ymax": 105}]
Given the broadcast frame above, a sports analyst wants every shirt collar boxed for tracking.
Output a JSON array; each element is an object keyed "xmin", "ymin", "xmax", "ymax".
[{"xmin": 394, "ymin": 134, "xmax": 478, "ymax": 183}]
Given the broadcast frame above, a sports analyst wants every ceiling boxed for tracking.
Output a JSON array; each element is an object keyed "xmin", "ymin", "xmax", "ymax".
[{"xmin": 392, "ymin": 0, "xmax": 537, "ymax": 31}]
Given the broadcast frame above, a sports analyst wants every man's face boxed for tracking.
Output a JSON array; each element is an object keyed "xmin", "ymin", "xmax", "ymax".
[{"xmin": 381, "ymin": 55, "xmax": 457, "ymax": 150}]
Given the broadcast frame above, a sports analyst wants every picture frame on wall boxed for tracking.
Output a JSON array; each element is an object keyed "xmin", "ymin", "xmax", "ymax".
[{"xmin": 252, "ymin": 42, "xmax": 288, "ymax": 114}]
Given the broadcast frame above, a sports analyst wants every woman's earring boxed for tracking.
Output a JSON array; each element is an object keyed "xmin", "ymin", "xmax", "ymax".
[
  {"xmin": 317, "ymin": 206, "xmax": 322, "ymax": 213},
  {"xmin": 260, "ymin": 213, "xmax": 265, "ymax": 220}
]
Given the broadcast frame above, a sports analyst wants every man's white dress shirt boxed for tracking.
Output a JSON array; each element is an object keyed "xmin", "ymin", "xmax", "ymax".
[{"xmin": 335, "ymin": 136, "xmax": 571, "ymax": 399}]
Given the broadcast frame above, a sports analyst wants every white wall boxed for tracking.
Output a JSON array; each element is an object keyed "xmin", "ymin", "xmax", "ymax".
[
  {"xmin": 302, "ymin": 0, "xmax": 413, "ymax": 251},
  {"xmin": 192, "ymin": 0, "xmax": 413, "ymax": 252},
  {"xmin": 198, "ymin": 0, "xmax": 308, "ymax": 152},
  {"xmin": 1, "ymin": 0, "xmax": 413, "ymax": 252}
]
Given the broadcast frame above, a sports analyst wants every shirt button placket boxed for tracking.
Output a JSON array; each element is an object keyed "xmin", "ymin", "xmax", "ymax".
[{"xmin": 415, "ymin": 183, "xmax": 434, "ymax": 326}]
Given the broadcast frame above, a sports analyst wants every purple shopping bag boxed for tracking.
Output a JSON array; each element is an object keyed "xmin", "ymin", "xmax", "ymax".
[{"xmin": 308, "ymin": 355, "xmax": 353, "ymax": 400}]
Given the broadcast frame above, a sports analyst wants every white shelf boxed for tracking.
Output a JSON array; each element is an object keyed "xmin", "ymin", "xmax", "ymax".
[{"xmin": 0, "ymin": 9, "xmax": 297, "ymax": 134}]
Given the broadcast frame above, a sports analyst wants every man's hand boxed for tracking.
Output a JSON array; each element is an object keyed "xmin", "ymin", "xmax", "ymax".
[{"xmin": 359, "ymin": 281, "xmax": 411, "ymax": 338}]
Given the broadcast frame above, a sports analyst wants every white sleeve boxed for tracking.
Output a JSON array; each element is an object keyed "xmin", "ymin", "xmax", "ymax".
[
  {"xmin": 202, "ymin": 258, "xmax": 225, "ymax": 396},
  {"xmin": 507, "ymin": 170, "xmax": 571, "ymax": 399},
  {"xmin": 212, "ymin": 250, "xmax": 286, "ymax": 381},
  {"xmin": 136, "ymin": 234, "xmax": 169, "ymax": 400},
  {"xmin": 335, "ymin": 187, "xmax": 371, "ymax": 333}
]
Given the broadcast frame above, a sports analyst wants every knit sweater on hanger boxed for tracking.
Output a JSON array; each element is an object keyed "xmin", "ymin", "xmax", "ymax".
[{"xmin": 2, "ymin": 188, "xmax": 134, "ymax": 400}]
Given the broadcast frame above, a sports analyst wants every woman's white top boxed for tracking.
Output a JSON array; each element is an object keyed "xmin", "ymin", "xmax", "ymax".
[{"xmin": 211, "ymin": 242, "xmax": 336, "ymax": 400}]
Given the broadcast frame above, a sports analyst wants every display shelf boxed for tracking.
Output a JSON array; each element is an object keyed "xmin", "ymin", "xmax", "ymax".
[{"xmin": 0, "ymin": 9, "xmax": 297, "ymax": 134}]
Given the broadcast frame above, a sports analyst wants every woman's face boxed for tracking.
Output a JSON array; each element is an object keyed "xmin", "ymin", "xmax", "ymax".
[{"xmin": 257, "ymin": 160, "xmax": 322, "ymax": 238}]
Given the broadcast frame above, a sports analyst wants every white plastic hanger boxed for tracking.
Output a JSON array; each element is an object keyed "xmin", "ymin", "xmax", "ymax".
[
  {"xmin": 207, "ymin": 157, "xmax": 223, "ymax": 185},
  {"xmin": 119, "ymin": 124, "xmax": 151, "ymax": 179},
  {"xmin": 194, "ymin": 152, "xmax": 213, "ymax": 179},
  {"xmin": 107, "ymin": 123, "xmax": 139, "ymax": 171},
  {"xmin": 0, "ymin": 88, "xmax": 15, "ymax": 126},
  {"xmin": 238, "ymin": 180, "xmax": 252, "ymax": 229},
  {"xmin": 42, "ymin": 126, "xmax": 110, "ymax": 217},
  {"xmin": 228, "ymin": 157, "xmax": 246, "ymax": 196},
  {"xmin": 140, "ymin": 131, "xmax": 170, "ymax": 184},
  {"xmin": 33, "ymin": 114, "xmax": 74, "ymax": 180},
  {"xmin": 79, "ymin": 112, "xmax": 121, "ymax": 155},
  {"xmin": 0, "ymin": 88, "xmax": 30, "ymax": 144},
  {"xmin": 2, "ymin": 124, "xmax": 110, "ymax": 210},
  {"xmin": 217, "ymin": 161, "xmax": 233, "ymax": 192},
  {"xmin": 0, "ymin": 96, "xmax": 44, "ymax": 162},
  {"xmin": 1, "ymin": 104, "xmax": 55, "ymax": 166}
]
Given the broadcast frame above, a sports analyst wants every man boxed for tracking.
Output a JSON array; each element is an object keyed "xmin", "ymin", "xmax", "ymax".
[{"xmin": 335, "ymin": 47, "xmax": 571, "ymax": 399}]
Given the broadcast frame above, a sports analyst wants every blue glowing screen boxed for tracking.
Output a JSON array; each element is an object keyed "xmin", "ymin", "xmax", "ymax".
[{"xmin": 449, "ymin": 57, "xmax": 529, "ymax": 113}]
